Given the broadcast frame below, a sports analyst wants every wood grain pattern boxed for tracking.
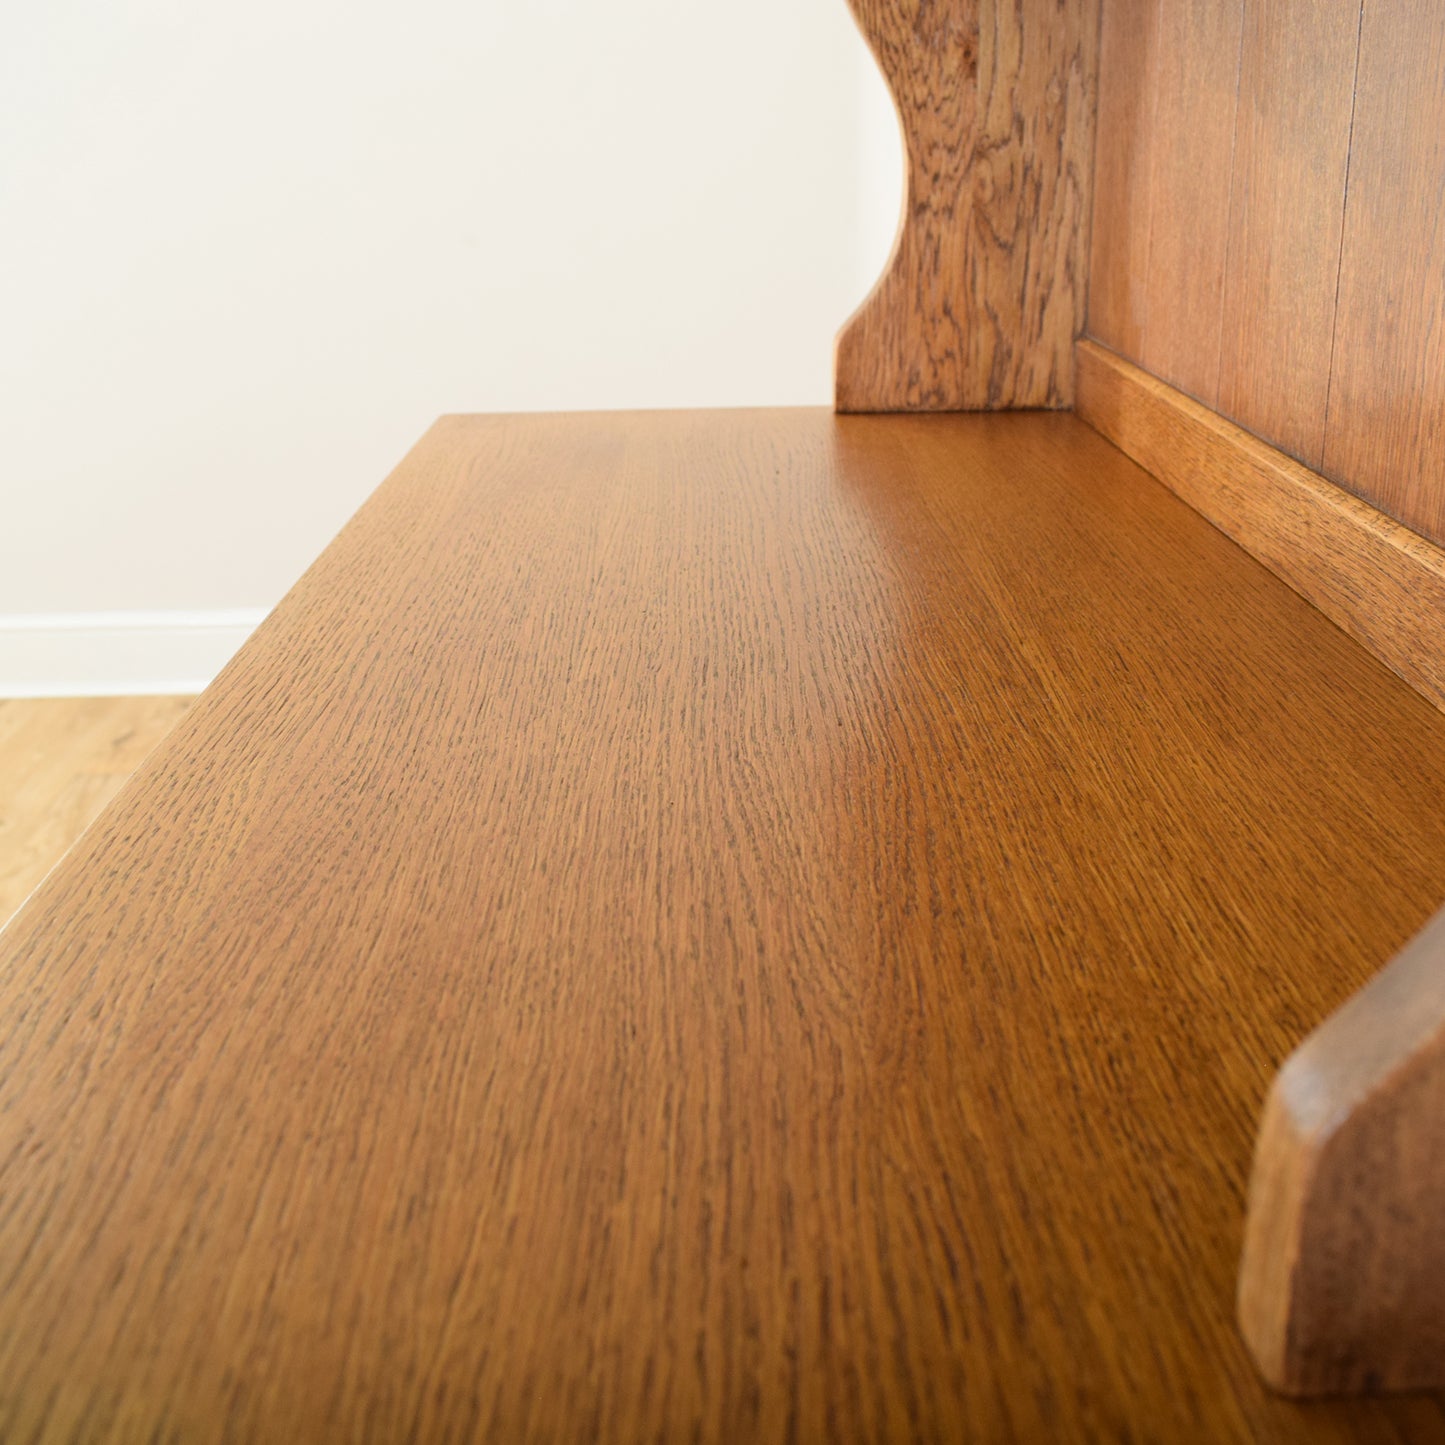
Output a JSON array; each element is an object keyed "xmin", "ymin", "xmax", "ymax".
[
  {"xmin": 1322, "ymin": 7, "xmax": 1445, "ymax": 547},
  {"xmin": 834, "ymin": 0, "xmax": 1097, "ymax": 411},
  {"xmin": 0, "ymin": 695, "xmax": 192, "ymax": 927},
  {"xmin": 1138, "ymin": 0, "xmax": 1243, "ymax": 406},
  {"xmin": 1076, "ymin": 339, "xmax": 1445, "ymax": 716},
  {"xmin": 1084, "ymin": 0, "xmax": 1159, "ymax": 360},
  {"xmin": 3, "ymin": 411, "xmax": 1445, "ymax": 1438},
  {"xmin": 1240, "ymin": 905, "xmax": 1445, "ymax": 1395},
  {"xmin": 1215, "ymin": 0, "xmax": 1360, "ymax": 466}
]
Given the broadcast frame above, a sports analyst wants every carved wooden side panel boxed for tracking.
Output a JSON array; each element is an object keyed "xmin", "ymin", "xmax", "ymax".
[{"xmin": 835, "ymin": 0, "xmax": 1098, "ymax": 413}]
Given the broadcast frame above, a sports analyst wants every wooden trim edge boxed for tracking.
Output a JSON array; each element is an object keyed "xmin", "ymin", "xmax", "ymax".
[{"xmin": 1073, "ymin": 339, "xmax": 1445, "ymax": 716}]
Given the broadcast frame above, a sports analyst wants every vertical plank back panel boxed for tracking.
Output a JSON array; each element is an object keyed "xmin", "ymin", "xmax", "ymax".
[
  {"xmin": 1138, "ymin": 0, "xmax": 1242, "ymax": 408},
  {"xmin": 1214, "ymin": 0, "xmax": 1359, "ymax": 468},
  {"xmin": 1088, "ymin": 0, "xmax": 1371, "ymax": 467},
  {"xmin": 1323, "ymin": 10, "xmax": 1445, "ymax": 544},
  {"xmin": 1086, "ymin": 0, "xmax": 1160, "ymax": 361}
]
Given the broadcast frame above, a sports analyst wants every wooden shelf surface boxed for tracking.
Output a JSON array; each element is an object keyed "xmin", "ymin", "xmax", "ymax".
[{"xmin": 4, "ymin": 410, "xmax": 1445, "ymax": 1440}]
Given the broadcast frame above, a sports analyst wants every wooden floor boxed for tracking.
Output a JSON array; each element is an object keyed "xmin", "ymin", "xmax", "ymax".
[
  {"xmin": 3, "ymin": 410, "xmax": 1445, "ymax": 1441},
  {"xmin": 0, "ymin": 697, "xmax": 192, "ymax": 929}
]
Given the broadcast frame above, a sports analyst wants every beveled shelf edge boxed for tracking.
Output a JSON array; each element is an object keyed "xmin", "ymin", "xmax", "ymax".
[
  {"xmin": 1074, "ymin": 336, "xmax": 1445, "ymax": 1395},
  {"xmin": 1074, "ymin": 338, "xmax": 1445, "ymax": 718}
]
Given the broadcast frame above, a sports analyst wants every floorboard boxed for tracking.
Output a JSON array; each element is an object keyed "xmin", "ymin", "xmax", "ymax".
[{"xmin": 0, "ymin": 695, "xmax": 192, "ymax": 928}]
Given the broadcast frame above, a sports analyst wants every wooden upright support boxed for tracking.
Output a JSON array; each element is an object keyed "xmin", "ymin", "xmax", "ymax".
[
  {"xmin": 834, "ymin": 0, "xmax": 1097, "ymax": 412},
  {"xmin": 1239, "ymin": 909, "xmax": 1445, "ymax": 1395}
]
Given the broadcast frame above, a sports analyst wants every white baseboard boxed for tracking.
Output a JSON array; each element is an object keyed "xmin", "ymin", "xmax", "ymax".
[{"xmin": 0, "ymin": 610, "xmax": 267, "ymax": 698}]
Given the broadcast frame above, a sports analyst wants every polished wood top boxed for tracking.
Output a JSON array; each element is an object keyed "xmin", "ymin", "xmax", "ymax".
[{"xmin": 3, "ymin": 410, "xmax": 1445, "ymax": 1440}]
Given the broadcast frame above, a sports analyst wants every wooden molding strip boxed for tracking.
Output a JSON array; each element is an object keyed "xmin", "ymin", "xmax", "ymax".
[
  {"xmin": 1075, "ymin": 339, "xmax": 1445, "ymax": 716},
  {"xmin": 1238, "ymin": 903, "xmax": 1445, "ymax": 1394},
  {"xmin": 834, "ymin": 0, "xmax": 1098, "ymax": 413}
]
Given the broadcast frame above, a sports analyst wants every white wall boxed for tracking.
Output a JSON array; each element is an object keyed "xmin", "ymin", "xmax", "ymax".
[{"xmin": 0, "ymin": 0, "xmax": 901, "ymax": 694}]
